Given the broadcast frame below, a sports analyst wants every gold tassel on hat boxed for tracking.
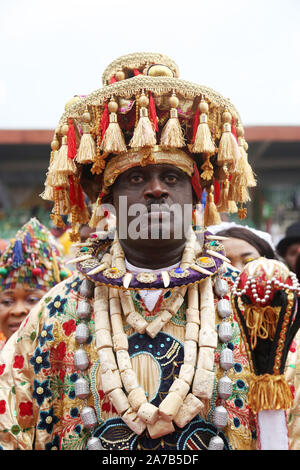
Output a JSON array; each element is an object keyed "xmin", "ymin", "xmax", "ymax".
[
  {"xmin": 129, "ymin": 92, "xmax": 157, "ymax": 148},
  {"xmin": 51, "ymin": 124, "xmax": 77, "ymax": 176},
  {"xmin": 192, "ymin": 98, "xmax": 216, "ymax": 155},
  {"xmin": 160, "ymin": 92, "xmax": 185, "ymax": 148},
  {"xmin": 100, "ymin": 98, "xmax": 127, "ymax": 154},
  {"xmin": 41, "ymin": 138, "xmax": 59, "ymax": 201},
  {"xmin": 200, "ymin": 154, "xmax": 214, "ymax": 181},
  {"xmin": 203, "ymin": 185, "xmax": 221, "ymax": 227},
  {"xmin": 237, "ymin": 124, "xmax": 256, "ymax": 188},
  {"xmin": 217, "ymin": 179, "xmax": 231, "ymax": 213},
  {"xmin": 217, "ymin": 110, "xmax": 241, "ymax": 172},
  {"xmin": 247, "ymin": 373, "xmax": 293, "ymax": 413},
  {"xmin": 76, "ymin": 110, "xmax": 97, "ymax": 164}
]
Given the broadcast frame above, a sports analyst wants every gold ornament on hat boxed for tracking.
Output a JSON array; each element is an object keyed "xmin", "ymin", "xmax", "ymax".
[
  {"xmin": 130, "ymin": 91, "xmax": 157, "ymax": 148},
  {"xmin": 76, "ymin": 109, "xmax": 97, "ymax": 164},
  {"xmin": 101, "ymin": 98, "xmax": 127, "ymax": 154},
  {"xmin": 160, "ymin": 91, "xmax": 185, "ymax": 149}
]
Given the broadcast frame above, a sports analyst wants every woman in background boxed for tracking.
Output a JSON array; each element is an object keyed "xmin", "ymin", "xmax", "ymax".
[
  {"xmin": 208, "ymin": 223, "xmax": 277, "ymax": 271},
  {"xmin": 0, "ymin": 217, "xmax": 71, "ymax": 347}
]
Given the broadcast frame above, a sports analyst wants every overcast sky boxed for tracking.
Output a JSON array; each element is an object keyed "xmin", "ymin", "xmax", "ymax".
[{"xmin": 0, "ymin": 0, "xmax": 299, "ymax": 129}]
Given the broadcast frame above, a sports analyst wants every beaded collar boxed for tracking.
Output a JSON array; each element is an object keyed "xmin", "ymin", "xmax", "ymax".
[{"xmin": 72, "ymin": 231, "xmax": 230, "ymax": 290}]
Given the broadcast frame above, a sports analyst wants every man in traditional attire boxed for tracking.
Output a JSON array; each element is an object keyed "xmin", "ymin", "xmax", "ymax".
[{"xmin": 0, "ymin": 53, "xmax": 299, "ymax": 451}]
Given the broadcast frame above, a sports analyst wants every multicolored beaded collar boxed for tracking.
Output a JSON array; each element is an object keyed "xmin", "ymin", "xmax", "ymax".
[{"xmin": 71, "ymin": 231, "xmax": 230, "ymax": 290}]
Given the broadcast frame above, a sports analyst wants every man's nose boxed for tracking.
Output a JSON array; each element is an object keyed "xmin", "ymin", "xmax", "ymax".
[{"xmin": 144, "ymin": 177, "xmax": 169, "ymax": 201}]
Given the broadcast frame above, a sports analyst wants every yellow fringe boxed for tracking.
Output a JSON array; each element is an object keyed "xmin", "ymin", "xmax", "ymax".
[
  {"xmin": 217, "ymin": 127, "xmax": 240, "ymax": 171},
  {"xmin": 76, "ymin": 131, "xmax": 96, "ymax": 164},
  {"xmin": 244, "ymin": 304, "xmax": 281, "ymax": 349},
  {"xmin": 100, "ymin": 115, "xmax": 127, "ymax": 154},
  {"xmin": 200, "ymin": 155, "xmax": 214, "ymax": 180},
  {"xmin": 204, "ymin": 187, "xmax": 221, "ymax": 226},
  {"xmin": 52, "ymin": 138, "xmax": 77, "ymax": 175},
  {"xmin": 217, "ymin": 179, "xmax": 230, "ymax": 213},
  {"xmin": 248, "ymin": 373, "xmax": 293, "ymax": 413},
  {"xmin": 192, "ymin": 115, "xmax": 216, "ymax": 154},
  {"xmin": 130, "ymin": 109, "xmax": 157, "ymax": 148},
  {"xmin": 160, "ymin": 110, "xmax": 185, "ymax": 149}
]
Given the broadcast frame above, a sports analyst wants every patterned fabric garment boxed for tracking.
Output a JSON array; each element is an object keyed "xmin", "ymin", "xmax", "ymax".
[{"xmin": 0, "ymin": 270, "xmax": 299, "ymax": 451}]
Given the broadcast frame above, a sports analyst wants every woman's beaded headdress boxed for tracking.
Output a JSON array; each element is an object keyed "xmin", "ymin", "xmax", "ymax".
[
  {"xmin": 0, "ymin": 218, "xmax": 71, "ymax": 290},
  {"xmin": 41, "ymin": 52, "xmax": 256, "ymax": 241}
]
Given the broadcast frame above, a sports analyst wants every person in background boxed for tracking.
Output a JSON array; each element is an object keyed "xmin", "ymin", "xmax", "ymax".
[
  {"xmin": 208, "ymin": 222, "xmax": 276, "ymax": 271},
  {"xmin": 0, "ymin": 217, "xmax": 71, "ymax": 347},
  {"xmin": 277, "ymin": 222, "xmax": 300, "ymax": 273}
]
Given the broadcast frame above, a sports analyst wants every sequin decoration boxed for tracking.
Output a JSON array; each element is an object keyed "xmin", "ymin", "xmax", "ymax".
[
  {"xmin": 195, "ymin": 257, "xmax": 216, "ymax": 269},
  {"xmin": 136, "ymin": 272, "xmax": 157, "ymax": 284},
  {"xmin": 169, "ymin": 267, "xmax": 190, "ymax": 279}
]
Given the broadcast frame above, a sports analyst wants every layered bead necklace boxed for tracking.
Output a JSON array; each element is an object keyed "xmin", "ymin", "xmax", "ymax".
[{"xmin": 72, "ymin": 233, "xmax": 235, "ymax": 450}]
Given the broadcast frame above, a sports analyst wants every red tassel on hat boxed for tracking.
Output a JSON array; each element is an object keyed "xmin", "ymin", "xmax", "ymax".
[
  {"xmin": 214, "ymin": 180, "xmax": 221, "ymax": 205},
  {"xmin": 231, "ymin": 117, "xmax": 238, "ymax": 141},
  {"xmin": 191, "ymin": 163, "xmax": 202, "ymax": 201},
  {"xmin": 133, "ymin": 68, "xmax": 141, "ymax": 76},
  {"xmin": 67, "ymin": 118, "xmax": 77, "ymax": 160},
  {"xmin": 149, "ymin": 92, "xmax": 158, "ymax": 132},
  {"xmin": 110, "ymin": 76, "xmax": 117, "ymax": 84},
  {"xmin": 101, "ymin": 103, "xmax": 110, "ymax": 141},
  {"xmin": 192, "ymin": 108, "xmax": 200, "ymax": 144},
  {"xmin": 68, "ymin": 176, "xmax": 77, "ymax": 206},
  {"xmin": 77, "ymin": 183, "xmax": 85, "ymax": 211}
]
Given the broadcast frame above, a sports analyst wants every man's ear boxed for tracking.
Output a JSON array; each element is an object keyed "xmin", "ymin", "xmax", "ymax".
[
  {"xmin": 80, "ymin": 174, "xmax": 103, "ymax": 203},
  {"xmin": 102, "ymin": 192, "xmax": 113, "ymax": 206}
]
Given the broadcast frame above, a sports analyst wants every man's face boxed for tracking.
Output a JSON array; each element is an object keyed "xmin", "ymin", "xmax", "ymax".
[
  {"xmin": 284, "ymin": 243, "xmax": 300, "ymax": 271},
  {"xmin": 111, "ymin": 163, "xmax": 194, "ymax": 244}
]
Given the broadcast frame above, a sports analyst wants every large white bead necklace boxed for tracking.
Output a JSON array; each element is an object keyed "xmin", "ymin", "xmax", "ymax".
[{"xmin": 73, "ymin": 235, "xmax": 234, "ymax": 450}]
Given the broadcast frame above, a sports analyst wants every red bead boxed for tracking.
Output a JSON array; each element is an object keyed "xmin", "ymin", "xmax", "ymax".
[
  {"xmin": 26, "ymin": 258, "xmax": 31, "ymax": 265},
  {"xmin": 32, "ymin": 268, "xmax": 42, "ymax": 276},
  {"xmin": 90, "ymin": 234, "xmax": 98, "ymax": 239}
]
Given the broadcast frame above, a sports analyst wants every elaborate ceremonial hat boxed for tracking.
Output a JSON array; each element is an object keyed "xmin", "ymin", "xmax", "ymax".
[
  {"xmin": 41, "ymin": 52, "xmax": 256, "ymax": 241},
  {"xmin": 0, "ymin": 218, "xmax": 71, "ymax": 290}
]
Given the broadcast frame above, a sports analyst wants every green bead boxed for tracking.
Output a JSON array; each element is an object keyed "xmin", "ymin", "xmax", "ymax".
[
  {"xmin": 80, "ymin": 247, "xmax": 89, "ymax": 252},
  {"xmin": 210, "ymin": 241, "xmax": 218, "ymax": 246},
  {"xmin": 0, "ymin": 267, "xmax": 7, "ymax": 276},
  {"xmin": 60, "ymin": 270, "xmax": 68, "ymax": 279}
]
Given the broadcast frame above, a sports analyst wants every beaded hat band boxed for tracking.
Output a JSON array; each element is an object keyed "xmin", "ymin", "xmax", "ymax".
[{"xmin": 103, "ymin": 146, "xmax": 194, "ymax": 190}]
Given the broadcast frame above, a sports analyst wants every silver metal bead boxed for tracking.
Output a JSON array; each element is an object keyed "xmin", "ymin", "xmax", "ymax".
[
  {"xmin": 217, "ymin": 375, "xmax": 233, "ymax": 399},
  {"xmin": 214, "ymin": 278, "xmax": 229, "ymax": 297},
  {"xmin": 218, "ymin": 322, "xmax": 233, "ymax": 343},
  {"xmin": 75, "ymin": 377, "xmax": 90, "ymax": 399},
  {"xmin": 81, "ymin": 406, "xmax": 97, "ymax": 429},
  {"xmin": 87, "ymin": 437, "xmax": 104, "ymax": 450},
  {"xmin": 75, "ymin": 323, "xmax": 90, "ymax": 344},
  {"xmin": 208, "ymin": 435, "xmax": 224, "ymax": 450},
  {"xmin": 74, "ymin": 349, "xmax": 89, "ymax": 371},
  {"xmin": 217, "ymin": 299, "xmax": 231, "ymax": 319},
  {"xmin": 213, "ymin": 405, "xmax": 228, "ymax": 429},
  {"xmin": 77, "ymin": 300, "xmax": 91, "ymax": 320},
  {"xmin": 80, "ymin": 279, "xmax": 94, "ymax": 298},
  {"xmin": 220, "ymin": 347, "xmax": 234, "ymax": 371}
]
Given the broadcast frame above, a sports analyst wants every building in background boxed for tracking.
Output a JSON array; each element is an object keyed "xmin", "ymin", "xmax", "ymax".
[{"xmin": 0, "ymin": 127, "xmax": 299, "ymax": 243}]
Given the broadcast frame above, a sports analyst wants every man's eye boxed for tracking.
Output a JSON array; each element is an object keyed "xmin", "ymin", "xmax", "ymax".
[
  {"xmin": 164, "ymin": 175, "xmax": 178, "ymax": 183},
  {"xmin": 130, "ymin": 175, "xmax": 144, "ymax": 184}
]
